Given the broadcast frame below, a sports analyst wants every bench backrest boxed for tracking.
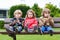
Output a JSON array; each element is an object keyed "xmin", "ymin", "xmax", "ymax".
[{"xmin": 4, "ymin": 18, "xmax": 60, "ymax": 28}]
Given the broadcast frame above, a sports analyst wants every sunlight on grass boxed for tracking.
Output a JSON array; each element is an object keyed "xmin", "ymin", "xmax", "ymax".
[
  {"xmin": 0, "ymin": 34, "xmax": 60, "ymax": 40},
  {"xmin": 0, "ymin": 28, "xmax": 60, "ymax": 40}
]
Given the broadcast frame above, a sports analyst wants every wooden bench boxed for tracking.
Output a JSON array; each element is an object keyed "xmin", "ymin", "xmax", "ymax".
[
  {"xmin": 0, "ymin": 18, "xmax": 60, "ymax": 40},
  {"xmin": 4, "ymin": 18, "xmax": 60, "ymax": 28},
  {"xmin": 1, "ymin": 18, "xmax": 60, "ymax": 34}
]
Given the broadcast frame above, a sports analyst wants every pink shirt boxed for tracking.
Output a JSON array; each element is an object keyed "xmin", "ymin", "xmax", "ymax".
[{"xmin": 24, "ymin": 18, "xmax": 38, "ymax": 28}]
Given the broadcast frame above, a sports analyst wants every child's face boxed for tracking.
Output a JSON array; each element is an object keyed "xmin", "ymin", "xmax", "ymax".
[
  {"xmin": 43, "ymin": 11, "xmax": 50, "ymax": 18},
  {"xmin": 15, "ymin": 13, "xmax": 22, "ymax": 18},
  {"xmin": 27, "ymin": 12, "xmax": 33, "ymax": 18}
]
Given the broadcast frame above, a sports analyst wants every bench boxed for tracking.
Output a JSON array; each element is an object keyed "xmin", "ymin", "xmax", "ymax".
[
  {"xmin": 4, "ymin": 18, "xmax": 60, "ymax": 28},
  {"xmin": 0, "ymin": 18, "xmax": 60, "ymax": 40}
]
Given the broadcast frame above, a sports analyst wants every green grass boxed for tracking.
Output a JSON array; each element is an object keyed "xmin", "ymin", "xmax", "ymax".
[
  {"xmin": 0, "ymin": 28, "xmax": 60, "ymax": 40},
  {"xmin": 0, "ymin": 34, "xmax": 60, "ymax": 40}
]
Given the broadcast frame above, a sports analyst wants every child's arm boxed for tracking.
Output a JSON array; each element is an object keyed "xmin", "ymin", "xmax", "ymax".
[
  {"xmin": 49, "ymin": 17, "xmax": 54, "ymax": 27},
  {"xmin": 39, "ymin": 18, "xmax": 44, "ymax": 27},
  {"xmin": 32, "ymin": 19, "xmax": 38, "ymax": 27},
  {"xmin": 16, "ymin": 20, "xmax": 21, "ymax": 24},
  {"xmin": 16, "ymin": 18, "xmax": 24, "ymax": 24},
  {"xmin": 24, "ymin": 20, "xmax": 28, "ymax": 27},
  {"xmin": 9, "ymin": 19, "xmax": 16, "ymax": 26},
  {"xmin": 21, "ymin": 19, "xmax": 24, "ymax": 26}
]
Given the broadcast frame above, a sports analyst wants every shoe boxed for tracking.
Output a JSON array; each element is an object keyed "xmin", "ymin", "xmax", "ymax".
[{"xmin": 49, "ymin": 30, "xmax": 53, "ymax": 36}]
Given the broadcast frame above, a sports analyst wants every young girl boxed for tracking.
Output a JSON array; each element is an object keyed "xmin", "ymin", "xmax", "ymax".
[
  {"xmin": 24, "ymin": 9, "xmax": 38, "ymax": 33},
  {"xmin": 9, "ymin": 9, "xmax": 24, "ymax": 33},
  {"xmin": 38, "ymin": 8, "xmax": 54, "ymax": 36}
]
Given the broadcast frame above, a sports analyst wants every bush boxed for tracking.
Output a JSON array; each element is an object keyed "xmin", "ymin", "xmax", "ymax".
[
  {"xmin": 0, "ymin": 21, "xmax": 4, "ymax": 29},
  {"xmin": 45, "ymin": 3, "xmax": 60, "ymax": 17},
  {"xmin": 9, "ymin": 4, "xmax": 30, "ymax": 18},
  {"xmin": 8, "ymin": 3, "xmax": 60, "ymax": 18},
  {"xmin": 32, "ymin": 3, "xmax": 42, "ymax": 17}
]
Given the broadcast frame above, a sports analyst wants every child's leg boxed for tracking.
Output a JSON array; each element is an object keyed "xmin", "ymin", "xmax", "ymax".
[
  {"xmin": 34, "ymin": 26, "xmax": 37, "ymax": 32},
  {"xmin": 28, "ymin": 28, "xmax": 34, "ymax": 32},
  {"xmin": 6, "ymin": 26, "xmax": 16, "ymax": 38},
  {"xmin": 16, "ymin": 26, "xmax": 22, "ymax": 32},
  {"xmin": 24, "ymin": 27, "xmax": 28, "ymax": 32},
  {"xmin": 40, "ymin": 26, "xmax": 45, "ymax": 33},
  {"xmin": 9, "ymin": 26, "xmax": 15, "ymax": 32},
  {"xmin": 47, "ymin": 26, "xmax": 53, "ymax": 31},
  {"xmin": 5, "ymin": 26, "xmax": 14, "ymax": 32},
  {"xmin": 28, "ymin": 26, "xmax": 37, "ymax": 33},
  {"xmin": 38, "ymin": 27, "xmax": 41, "ymax": 32},
  {"xmin": 47, "ymin": 26, "xmax": 53, "ymax": 36},
  {"xmin": 38, "ymin": 27, "xmax": 43, "ymax": 34}
]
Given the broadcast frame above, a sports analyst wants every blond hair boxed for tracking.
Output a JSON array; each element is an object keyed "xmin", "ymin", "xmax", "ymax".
[
  {"xmin": 41, "ymin": 8, "xmax": 51, "ymax": 16},
  {"xmin": 14, "ymin": 9, "xmax": 22, "ymax": 16},
  {"xmin": 25, "ymin": 9, "xmax": 36, "ymax": 18}
]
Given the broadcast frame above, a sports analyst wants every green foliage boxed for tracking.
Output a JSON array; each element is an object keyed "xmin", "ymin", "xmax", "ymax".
[
  {"xmin": 8, "ymin": 3, "xmax": 60, "ymax": 18},
  {"xmin": 45, "ymin": 3, "xmax": 60, "ymax": 17},
  {"xmin": 0, "ymin": 21, "xmax": 4, "ymax": 29},
  {"xmin": 9, "ymin": 4, "xmax": 30, "ymax": 18},
  {"xmin": 32, "ymin": 3, "xmax": 42, "ymax": 17}
]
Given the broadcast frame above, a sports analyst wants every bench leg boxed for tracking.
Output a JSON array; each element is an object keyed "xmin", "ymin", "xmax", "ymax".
[
  {"xmin": 6, "ymin": 29, "xmax": 16, "ymax": 40},
  {"xmin": 13, "ymin": 34, "xmax": 16, "ymax": 40}
]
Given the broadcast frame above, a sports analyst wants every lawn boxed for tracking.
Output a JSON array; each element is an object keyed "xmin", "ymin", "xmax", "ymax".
[
  {"xmin": 0, "ymin": 28, "xmax": 60, "ymax": 40},
  {"xmin": 0, "ymin": 34, "xmax": 60, "ymax": 40}
]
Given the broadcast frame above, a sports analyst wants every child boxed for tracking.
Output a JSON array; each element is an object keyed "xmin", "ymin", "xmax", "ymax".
[
  {"xmin": 38, "ymin": 8, "xmax": 54, "ymax": 36},
  {"xmin": 24, "ymin": 9, "xmax": 38, "ymax": 33},
  {"xmin": 9, "ymin": 9, "xmax": 24, "ymax": 33}
]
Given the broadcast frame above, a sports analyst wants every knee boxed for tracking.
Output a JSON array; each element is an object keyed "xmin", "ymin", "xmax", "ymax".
[
  {"xmin": 34, "ymin": 26, "xmax": 37, "ymax": 30},
  {"xmin": 28, "ymin": 29, "xmax": 34, "ymax": 32},
  {"xmin": 24, "ymin": 27, "xmax": 28, "ymax": 30},
  {"xmin": 17, "ymin": 26, "xmax": 22, "ymax": 31},
  {"xmin": 48, "ymin": 27, "xmax": 53, "ymax": 31}
]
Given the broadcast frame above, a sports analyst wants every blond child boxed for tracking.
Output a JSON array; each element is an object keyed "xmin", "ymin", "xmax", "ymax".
[
  {"xmin": 38, "ymin": 8, "xmax": 54, "ymax": 36},
  {"xmin": 9, "ymin": 9, "xmax": 24, "ymax": 33},
  {"xmin": 24, "ymin": 9, "xmax": 38, "ymax": 33}
]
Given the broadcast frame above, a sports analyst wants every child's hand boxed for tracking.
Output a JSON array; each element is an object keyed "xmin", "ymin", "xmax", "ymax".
[
  {"xmin": 45, "ymin": 19, "xmax": 49, "ymax": 23},
  {"xmin": 48, "ymin": 16, "xmax": 52, "ymax": 20},
  {"xmin": 32, "ymin": 25, "xmax": 35, "ymax": 27},
  {"xmin": 44, "ymin": 18, "xmax": 49, "ymax": 25},
  {"xmin": 17, "ymin": 20, "xmax": 20, "ymax": 23},
  {"xmin": 25, "ymin": 22, "xmax": 29, "ymax": 27},
  {"xmin": 16, "ymin": 19, "xmax": 21, "ymax": 24},
  {"xmin": 32, "ymin": 24, "xmax": 37, "ymax": 27},
  {"xmin": 43, "ymin": 18, "xmax": 49, "ymax": 23},
  {"xmin": 13, "ymin": 20, "xmax": 17, "ymax": 24}
]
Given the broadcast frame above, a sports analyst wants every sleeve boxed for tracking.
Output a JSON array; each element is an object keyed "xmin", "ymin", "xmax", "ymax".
[
  {"xmin": 9, "ymin": 18, "xmax": 16, "ymax": 26},
  {"xmin": 39, "ymin": 18, "xmax": 44, "ymax": 27},
  {"xmin": 21, "ymin": 18, "xmax": 24, "ymax": 26},
  {"xmin": 22, "ymin": 18, "xmax": 24, "ymax": 22},
  {"xmin": 10, "ymin": 18, "xmax": 16, "ymax": 22},
  {"xmin": 24, "ymin": 19, "xmax": 27, "ymax": 27},
  {"xmin": 49, "ymin": 17, "xmax": 54, "ymax": 26},
  {"xmin": 19, "ymin": 18, "xmax": 24, "ymax": 22},
  {"xmin": 31, "ymin": 18, "xmax": 38, "ymax": 27},
  {"xmin": 33, "ymin": 18, "xmax": 38, "ymax": 26}
]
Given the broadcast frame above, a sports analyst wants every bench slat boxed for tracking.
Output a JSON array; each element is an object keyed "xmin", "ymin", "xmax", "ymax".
[
  {"xmin": 0, "ymin": 31, "xmax": 60, "ymax": 34},
  {"xmin": 4, "ymin": 18, "xmax": 60, "ymax": 28},
  {"xmin": 4, "ymin": 23, "xmax": 60, "ymax": 28},
  {"xmin": 4, "ymin": 18, "xmax": 12, "ymax": 23},
  {"xmin": 54, "ymin": 23, "xmax": 60, "ymax": 28},
  {"xmin": 53, "ymin": 18, "xmax": 60, "ymax": 23},
  {"xmin": 4, "ymin": 18, "xmax": 60, "ymax": 23}
]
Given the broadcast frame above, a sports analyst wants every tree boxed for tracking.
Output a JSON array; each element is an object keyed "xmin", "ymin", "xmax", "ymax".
[
  {"xmin": 32, "ymin": 3, "xmax": 42, "ymax": 17},
  {"xmin": 45, "ymin": 3, "xmax": 60, "ymax": 17},
  {"xmin": 9, "ymin": 4, "xmax": 30, "ymax": 18}
]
